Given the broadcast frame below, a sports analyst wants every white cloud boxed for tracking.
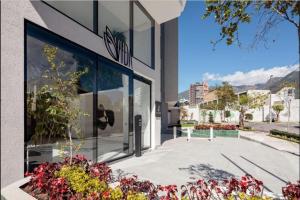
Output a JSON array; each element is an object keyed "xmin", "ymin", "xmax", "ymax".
[{"xmin": 203, "ymin": 64, "xmax": 299, "ymax": 86}]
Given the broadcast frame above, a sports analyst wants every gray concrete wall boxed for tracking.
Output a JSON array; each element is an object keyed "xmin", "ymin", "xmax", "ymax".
[
  {"xmin": 1, "ymin": 0, "xmax": 162, "ymax": 187},
  {"xmin": 161, "ymin": 18, "xmax": 179, "ymax": 132},
  {"xmin": 162, "ymin": 18, "xmax": 178, "ymax": 105}
]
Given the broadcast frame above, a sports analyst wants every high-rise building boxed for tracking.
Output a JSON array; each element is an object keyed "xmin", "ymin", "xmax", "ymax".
[{"xmin": 189, "ymin": 82, "xmax": 209, "ymax": 105}]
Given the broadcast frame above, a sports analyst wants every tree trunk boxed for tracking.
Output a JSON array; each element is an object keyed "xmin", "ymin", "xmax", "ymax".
[
  {"xmin": 239, "ymin": 108, "xmax": 245, "ymax": 128},
  {"xmin": 68, "ymin": 124, "xmax": 73, "ymax": 165}
]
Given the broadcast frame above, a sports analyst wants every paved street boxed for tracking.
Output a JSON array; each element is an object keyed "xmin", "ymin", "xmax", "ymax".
[
  {"xmin": 245, "ymin": 122, "xmax": 300, "ymax": 135},
  {"xmin": 239, "ymin": 130, "xmax": 299, "ymax": 155},
  {"xmin": 110, "ymin": 136, "xmax": 299, "ymax": 195}
]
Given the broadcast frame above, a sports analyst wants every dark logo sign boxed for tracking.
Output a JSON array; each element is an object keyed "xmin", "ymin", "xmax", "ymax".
[{"xmin": 104, "ymin": 26, "xmax": 132, "ymax": 67}]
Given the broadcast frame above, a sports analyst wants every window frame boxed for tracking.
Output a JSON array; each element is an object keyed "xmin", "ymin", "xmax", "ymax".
[
  {"xmin": 24, "ymin": 20, "xmax": 136, "ymax": 172},
  {"xmin": 131, "ymin": 1, "xmax": 155, "ymax": 69},
  {"xmin": 42, "ymin": 0, "xmax": 155, "ymax": 69}
]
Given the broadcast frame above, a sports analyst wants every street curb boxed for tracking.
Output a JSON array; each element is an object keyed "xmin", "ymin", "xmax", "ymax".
[{"xmin": 240, "ymin": 135, "xmax": 300, "ymax": 156}]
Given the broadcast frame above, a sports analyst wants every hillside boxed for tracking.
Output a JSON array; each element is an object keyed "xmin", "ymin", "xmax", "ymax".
[{"xmin": 179, "ymin": 70, "xmax": 299, "ymax": 100}]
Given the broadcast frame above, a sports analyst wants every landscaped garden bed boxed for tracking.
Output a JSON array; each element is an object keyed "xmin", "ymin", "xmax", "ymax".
[
  {"xmin": 182, "ymin": 124, "xmax": 239, "ymax": 138},
  {"xmin": 269, "ymin": 129, "xmax": 300, "ymax": 143},
  {"xmin": 2, "ymin": 154, "xmax": 299, "ymax": 199}
]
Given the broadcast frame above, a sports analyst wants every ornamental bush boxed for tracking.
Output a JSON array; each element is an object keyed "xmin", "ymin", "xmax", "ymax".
[
  {"xmin": 24, "ymin": 154, "xmax": 298, "ymax": 200},
  {"xmin": 245, "ymin": 113, "xmax": 253, "ymax": 121},
  {"xmin": 195, "ymin": 124, "xmax": 237, "ymax": 130}
]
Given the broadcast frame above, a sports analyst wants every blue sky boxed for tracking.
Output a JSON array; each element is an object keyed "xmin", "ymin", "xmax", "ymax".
[{"xmin": 179, "ymin": 1, "xmax": 299, "ymax": 92}]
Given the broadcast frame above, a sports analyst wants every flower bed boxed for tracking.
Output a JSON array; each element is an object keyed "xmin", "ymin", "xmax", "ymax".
[
  {"xmin": 195, "ymin": 124, "xmax": 237, "ymax": 130},
  {"xmin": 19, "ymin": 155, "xmax": 299, "ymax": 200}
]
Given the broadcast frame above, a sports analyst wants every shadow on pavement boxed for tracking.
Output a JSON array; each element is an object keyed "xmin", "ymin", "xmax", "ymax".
[
  {"xmin": 240, "ymin": 156, "xmax": 288, "ymax": 184},
  {"xmin": 179, "ymin": 163, "xmax": 235, "ymax": 181},
  {"xmin": 221, "ymin": 153, "xmax": 273, "ymax": 193}
]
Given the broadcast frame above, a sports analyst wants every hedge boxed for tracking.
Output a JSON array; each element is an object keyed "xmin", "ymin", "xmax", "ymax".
[{"xmin": 269, "ymin": 129, "xmax": 300, "ymax": 143}]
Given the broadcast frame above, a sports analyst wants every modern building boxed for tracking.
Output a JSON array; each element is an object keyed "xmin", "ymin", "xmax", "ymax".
[
  {"xmin": 189, "ymin": 82, "xmax": 208, "ymax": 105},
  {"xmin": 1, "ymin": 0, "xmax": 186, "ymax": 187}
]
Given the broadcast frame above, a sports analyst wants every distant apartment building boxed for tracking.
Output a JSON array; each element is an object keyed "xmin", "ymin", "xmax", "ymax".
[{"xmin": 189, "ymin": 82, "xmax": 209, "ymax": 105}]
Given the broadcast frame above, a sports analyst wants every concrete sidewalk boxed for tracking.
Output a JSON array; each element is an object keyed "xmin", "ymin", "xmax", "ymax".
[
  {"xmin": 110, "ymin": 137, "xmax": 299, "ymax": 195},
  {"xmin": 239, "ymin": 130, "xmax": 300, "ymax": 156}
]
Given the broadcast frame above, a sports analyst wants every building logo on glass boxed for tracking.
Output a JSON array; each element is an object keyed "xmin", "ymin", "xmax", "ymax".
[{"xmin": 104, "ymin": 26, "xmax": 132, "ymax": 68}]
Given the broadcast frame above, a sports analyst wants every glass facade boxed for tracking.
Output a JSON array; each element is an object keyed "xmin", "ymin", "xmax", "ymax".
[
  {"xmin": 98, "ymin": 1, "xmax": 130, "ymax": 44},
  {"xmin": 45, "ymin": 1, "xmax": 94, "ymax": 31},
  {"xmin": 43, "ymin": 0, "xmax": 154, "ymax": 68},
  {"xmin": 133, "ymin": 3, "xmax": 154, "ymax": 67},
  {"xmin": 25, "ymin": 22, "xmax": 153, "ymax": 171}
]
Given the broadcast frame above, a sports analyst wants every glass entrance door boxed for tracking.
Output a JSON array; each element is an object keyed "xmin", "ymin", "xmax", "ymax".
[
  {"xmin": 134, "ymin": 76, "xmax": 151, "ymax": 149},
  {"xmin": 96, "ymin": 59, "xmax": 132, "ymax": 162}
]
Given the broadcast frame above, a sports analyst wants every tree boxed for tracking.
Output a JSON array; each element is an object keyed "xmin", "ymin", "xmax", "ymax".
[
  {"xmin": 215, "ymin": 82, "xmax": 237, "ymax": 121},
  {"xmin": 27, "ymin": 45, "xmax": 88, "ymax": 164},
  {"xmin": 272, "ymin": 103, "xmax": 284, "ymax": 122},
  {"xmin": 180, "ymin": 107, "xmax": 188, "ymax": 120},
  {"xmin": 209, "ymin": 111, "xmax": 214, "ymax": 123},
  {"xmin": 203, "ymin": 1, "xmax": 300, "ymax": 55},
  {"xmin": 238, "ymin": 93, "xmax": 268, "ymax": 128},
  {"xmin": 201, "ymin": 109, "xmax": 207, "ymax": 123}
]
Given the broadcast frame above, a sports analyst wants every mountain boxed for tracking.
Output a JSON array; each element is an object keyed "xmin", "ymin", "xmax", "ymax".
[
  {"xmin": 178, "ymin": 90, "xmax": 189, "ymax": 100},
  {"xmin": 179, "ymin": 70, "xmax": 299, "ymax": 100}
]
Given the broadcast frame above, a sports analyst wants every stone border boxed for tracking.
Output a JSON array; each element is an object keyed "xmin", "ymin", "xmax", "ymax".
[{"xmin": 1, "ymin": 177, "xmax": 36, "ymax": 200}]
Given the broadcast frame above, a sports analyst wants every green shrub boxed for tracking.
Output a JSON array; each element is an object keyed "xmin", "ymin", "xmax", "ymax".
[
  {"xmin": 56, "ymin": 166, "xmax": 107, "ymax": 196},
  {"xmin": 225, "ymin": 110, "xmax": 231, "ymax": 118},
  {"xmin": 208, "ymin": 112, "xmax": 214, "ymax": 123},
  {"xmin": 179, "ymin": 120, "xmax": 198, "ymax": 125},
  {"xmin": 269, "ymin": 129, "xmax": 300, "ymax": 143},
  {"xmin": 245, "ymin": 113, "xmax": 253, "ymax": 120},
  {"xmin": 126, "ymin": 191, "xmax": 147, "ymax": 200}
]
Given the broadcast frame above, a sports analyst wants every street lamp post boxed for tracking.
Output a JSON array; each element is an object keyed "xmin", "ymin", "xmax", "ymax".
[{"xmin": 269, "ymin": 75, "xmax": 273, "ymax": 124}]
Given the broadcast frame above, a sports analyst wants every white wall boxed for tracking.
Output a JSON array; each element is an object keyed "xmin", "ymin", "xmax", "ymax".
[{"xmin": 1, "ymin": 0, "xmax": 162, "ymax": 187}]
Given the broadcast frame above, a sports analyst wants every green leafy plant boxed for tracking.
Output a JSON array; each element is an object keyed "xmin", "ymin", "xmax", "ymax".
[
  {"xmin": 238, "ymin": 94, "xmax": 268, "ymax": 128},
  {"xmin": 202, "ymin": 1, "xmax": 299, "ymax": 53},
  {"xmin": 272, "ymin": 104, "xmax": 284, "ymax": 122},
  {"xmin": 201, "ymin": 109, "xmax": 207, "ymax": 123},
  {"xmin": 27, "ymin": 45, "xmax": 89, "ymax": 163},
  {"xmin": 208, "ymin": 112, "xmax": 214, "ymax": 123},
  {"xmin": 225, "ymin": 110, "xmax": 231, "ymax": 118},
  {"xmin": 56, "ymin": 165, "xmax": 107, "ymax": 196},
  {"xmin": 245, "ymin": 113, "xmax": 253, "ymax": 121},
  {"xmin": 269, "ymin": 129, "xmax": 300, "ymax": 143}
]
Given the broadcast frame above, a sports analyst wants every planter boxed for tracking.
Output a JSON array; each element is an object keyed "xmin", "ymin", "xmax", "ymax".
[
  {"xmin": 1, "ymin": 177, "xmax": 36, "ymax": 200},
  {"xmin": 182, "ymin": 129, "xmax": 239, "ymax": 138}
]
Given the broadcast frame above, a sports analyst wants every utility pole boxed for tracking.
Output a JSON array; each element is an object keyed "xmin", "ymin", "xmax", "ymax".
[{"xmin": 269, "ymin": 75, "xmax": 273, "ymax": 124}]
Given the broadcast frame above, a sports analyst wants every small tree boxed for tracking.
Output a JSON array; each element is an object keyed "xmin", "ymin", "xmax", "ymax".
[
  {"xmin": 201, "ymin": 110, "xmax": 207, "ymax": 123},
  {"xmin": 180, "ymin": 107, "xmax": 188, "ymax": 120},
  {"xmin": 272, "ymin": 104, "xmax": 284, "ymax": 122},
  {"xmin": 28, "ymin": 45, "xmax": 88, "ymax": 164},
  {"xmin": 215, "ymin": 82, "xmax": 237, "ymax": 122},
  {"xmin": 238, "ymin": 94, "xmax": 268, "ymax": 128},
  {"xmin": 208, "ymin": 112, "xmax": 214, "ymax": 123}
]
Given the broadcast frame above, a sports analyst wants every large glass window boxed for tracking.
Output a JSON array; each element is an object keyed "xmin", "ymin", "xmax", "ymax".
[
  {"xmin": 97, "ymin": 61, "xmax": 132, "ymax": 162},
  {"xmin": 133, "ymin": 3, "xmax": 154, "ymax": 67},
  {"xmin": 26, "ymin": 23, "xmax": 96, "ymax": 171},
  {"xmin": 25, "ymin": 22, "xmax": 137, "ymax": 171},
  {"xmin": 45, "ymin": 1, "xmax": 94, "ymax": 31},
  {"xmin": 98, "ymin": 1, "xmax": 130, "ymax": 44}
]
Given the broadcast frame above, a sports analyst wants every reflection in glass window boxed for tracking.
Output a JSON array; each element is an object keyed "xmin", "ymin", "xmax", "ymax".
[
  {"xmin": 45, "ymin": 1, "xmax": 94, "ymax": 30},
  {"xmin": 133, "ymin": 3, "xmax": 153, "ymax": 67},
  {"xmin": 99, "ymin": 1, "xmax": 130, "ymax": 44},
  {"xmin": 134, "ymin": 79, "xmax": 151, "ymax": 149},
  {"xmin": 97, "ymin": 61, "xmax": 130, "ymax": 162},
  {"xmin": 26, "ymin": 23, "xmax": 96, "ymax": 171}
]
